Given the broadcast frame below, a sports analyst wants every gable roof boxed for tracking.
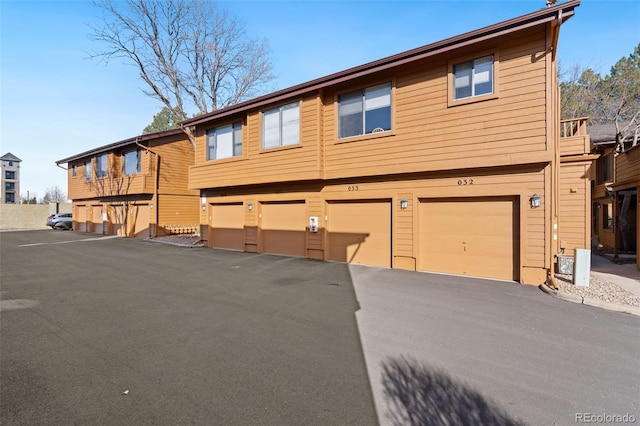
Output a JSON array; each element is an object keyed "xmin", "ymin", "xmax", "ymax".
[
  {"xmin": 182, "ymin": 0, "xmax": 580, "ymax": 128},
  {"xmin": 56, "ymin": 128, "xmax": 184, "ymax": 165},
  {"xmin": 1, "ymin": 152, "xmax": 22, "ymax": 162}
]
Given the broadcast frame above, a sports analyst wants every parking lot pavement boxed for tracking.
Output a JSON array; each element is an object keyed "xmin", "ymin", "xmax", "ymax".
[
  {"xmin": 2, "ymin": 231, "xmax": 639, "ymax": 426},
  {"xmin": 349, "ymin": 265, "xmax": 640, "ymax": 425},
  {"xmin": 0, "ymin": 231, "xmax": 376, "ymax": 425}
]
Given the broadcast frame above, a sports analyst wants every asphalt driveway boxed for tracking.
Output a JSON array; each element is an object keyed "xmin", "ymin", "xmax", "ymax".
[{"xmin": 1, "ymin": 231, "xmax": 639, "ymax": 425}]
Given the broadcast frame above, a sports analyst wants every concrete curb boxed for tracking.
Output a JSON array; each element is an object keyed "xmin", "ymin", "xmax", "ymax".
[
  {"xmin": 539, "ymin": 284, "xmax": 640, "ymax": 317},
  {"xmin": 144, "ymin": 238, "xmax": 205, "ymax": 248}
]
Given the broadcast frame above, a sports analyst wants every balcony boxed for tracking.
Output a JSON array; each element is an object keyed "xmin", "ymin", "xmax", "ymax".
[{"xmin": 560, "ymin": 117, "xmax": 590, "ymax": 157}]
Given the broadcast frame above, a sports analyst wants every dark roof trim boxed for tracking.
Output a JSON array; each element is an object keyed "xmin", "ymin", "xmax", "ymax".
[
  {"xmin": 56, "ymin": 128, "xmax": 184, "ymax": 165},
  {"xmin": 182, "ymin": 0, "xmax": 579, "ymax": 127}
]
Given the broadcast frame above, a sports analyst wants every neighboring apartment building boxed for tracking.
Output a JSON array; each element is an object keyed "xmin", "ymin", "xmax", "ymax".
[
  {"xmin": 1, "ymin": 152, "xmax": 21, "ymax": 204},
  {"xmin": 56, "ymin": 129, "xmax": 199, "ymax": 238},
  {"xmin": 179, "ymin": 0, "xmax": 587, "ymax": 285},
  {"xmin": 590, "ymin": 123, "xmax": 639, "ymax": 269}
]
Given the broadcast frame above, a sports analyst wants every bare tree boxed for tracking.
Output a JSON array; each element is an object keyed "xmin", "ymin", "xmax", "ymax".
[
  {"xmin": 89, "ymin": 0, "xmax": 275, "ymax": 141},
  {"xmin": 560, "ymin": 44, "xmax": 640, "ymax": 150},
  {"xmin": 42, "ymin": 186, "xmax": 67, "ymax": 203}
]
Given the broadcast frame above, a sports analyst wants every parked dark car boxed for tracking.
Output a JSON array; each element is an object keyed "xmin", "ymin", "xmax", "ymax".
[{"xmin": 46, "ymin": 213, "xmax": 72, "ymax": 230}]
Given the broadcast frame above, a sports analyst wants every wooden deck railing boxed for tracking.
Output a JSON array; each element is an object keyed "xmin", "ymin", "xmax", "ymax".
[{"xmin": 560, "ymin": 117, "xmax": 588, "ymax": 138}]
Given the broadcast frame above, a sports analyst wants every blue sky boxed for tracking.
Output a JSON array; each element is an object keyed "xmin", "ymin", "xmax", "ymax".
[{"xmin": 1, "ymin": 0, "xmax": 638, "ymax": 201}]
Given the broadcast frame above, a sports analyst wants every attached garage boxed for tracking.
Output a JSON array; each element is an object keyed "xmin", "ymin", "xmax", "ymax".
[
  {"xmin": 111, "ymin": 205, "xmax": 127, "ymax": 236},
  {"xmin": 130, "ymin": 204, "xmax": 150, "ymax": 238},
  {"xmin": 76, "ymin": 205, "xmax": 87, "ymax": 232},
  {"xmin": 210, "ymin": 203, "xmax": 245, "ymax": 250},
  {"xmin": 419, "ymin": 197, "xmax": 519, "ymax": 281},
  {"xmin": 260, "ymin": 201, "xmax": 306, "ymax": 257},
  {"xmin": 326, "ymin": 200, "xmax": 391, "ymax": 268},
  {"xmin": 91, "ymin": 205, "xmax": 104, "ymax": 235}
]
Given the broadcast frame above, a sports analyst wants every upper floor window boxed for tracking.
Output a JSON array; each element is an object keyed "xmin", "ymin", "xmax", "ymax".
[
  {"xmin": 84, "ymin": 161, "xmax": 92, "ymax": 182},
  {"xmin": 72, "ymin": 165, "xmax": 76, "ymax": 177},
  {"xmin": 453, "ymin": 55, "xmax": 493, "ymax": 100},
  {"xmin": 263, "ymin": 102, "xmax": 300, "ymax": 149},
  {"xmin": 207, "ymin": 123, "xmax": 243, "ymax": 160},
  {"xmin": 5, "ymin": 171, "xmax": 15, "ymax": 180},
  {"xmin": 596, "ymin": 152, "xmax": 612, "ymax": 184},
  {"xmin": 5, "ymin": 182, "xmax": 15, "ymax": 191},
  {"xmin": 96, "ymin": 154, "xmax": 107, "ymax": 178},
  {"xmin": 123, "ymin": 149, "xmax": 141, "ymax": 175},
  {"xmin": 338, "ymin": 83, "xmax": 391, "ymax": 139}
]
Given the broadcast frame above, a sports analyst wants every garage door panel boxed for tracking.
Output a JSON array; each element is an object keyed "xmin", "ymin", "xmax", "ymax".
[
  {"xmin": 112, "ymin": 206, "xmax": 126, "ymax": 236},
  {"xmin": 211, "ymin": 204, "xmax": 244, "ymax": 250},
  {"xmin": 327, "ymin": 201, "xmax": 391, "ymax": 268},
  {"xmin": 261, "ymin": 202, "xmax": 306, "ymax": 257},
  {"xmin": 76, "ymin": 206, "xmax": 87, "ymax": 232},
  {"xmin": 419, "ymin": 198, "xmax": 518, "ymax": 281},
  {"xmin": 92, "ymin": 206, "xmax": 103, "ymax": 235},
  {"xmin": 131, "ymin": 205, "xmax": 150, "ymax": 238}
]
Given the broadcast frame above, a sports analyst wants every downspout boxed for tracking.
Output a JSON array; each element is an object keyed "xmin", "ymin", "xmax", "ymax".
[
  {"xmin": 136, "ymin": 139, "xmax": 160, "ymax": 238},
  {"xmin": 547, "ymin": 9, "xmax": 564, "ymax": 289}
]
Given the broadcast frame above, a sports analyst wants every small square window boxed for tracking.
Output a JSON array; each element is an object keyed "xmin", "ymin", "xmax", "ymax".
[
  {"xmin": 207, "ymin": 122, "xmax": 243, "ymax": 160},
  {"xmin": 452, "ymin": 55, "xmax": 494, "ymax": 101}
]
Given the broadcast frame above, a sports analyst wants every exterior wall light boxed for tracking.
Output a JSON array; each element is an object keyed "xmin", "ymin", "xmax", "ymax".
[
  {"xmin": 530, "ymin": 193, "xmax": 541, "ymax": 208},
  {"xmin": 247, "ymin": 202, "xmax": 253, "ymax": 211},
  {"xmin": 400, "ymin": 198, "xmax": 408, "ymax": 209}
]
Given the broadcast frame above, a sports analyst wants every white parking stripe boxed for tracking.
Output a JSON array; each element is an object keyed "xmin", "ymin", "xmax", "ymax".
[{"xmin": 18, "ymin": 235, "xmax": 121, "ymax": 247}]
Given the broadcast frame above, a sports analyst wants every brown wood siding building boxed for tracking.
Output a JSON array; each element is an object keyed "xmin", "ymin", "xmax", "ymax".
[
  {"xmin": 57, "ymin": 130, "xmax": 199, "ymax": 238},
  {"xmin": 612, "ymin": 145, "xmax": 640, "ymax": 269},
  {"xmin": 589, "ymin": 121, "xmax": 639, "ymax": 269},
  {"xmin": 180, "ymin": 1, "xmax": 587, "ymax": 285}
]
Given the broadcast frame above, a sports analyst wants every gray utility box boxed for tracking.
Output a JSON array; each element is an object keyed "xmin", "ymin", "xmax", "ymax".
[
  {"xmin": 556, "ymin": 254, "xmax": 574, "ymax": 275},
  {"xmin": 573, "ymin": 249, "xmax": 591, "ymax": 287}
]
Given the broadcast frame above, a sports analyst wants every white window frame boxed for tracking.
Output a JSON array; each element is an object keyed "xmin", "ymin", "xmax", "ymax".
[
  {"xmin": 262, "ymin": 102, "xmax": 300, "ymax": 149},
  {"xmin": 452, "ymin": 55, "xmax": 494, "ymax": 100},
  {"xmin": 338, "ymin": 83, "xmax": 392, "ymax": 139},
  {"xmin": 123, "ymin": 149, "xmax": 141, "ymax": 175},
  {"xmin": 96, "ymin": 154, "xmax": 108, "ymax": 178},
  {"xmin": 207, "ymin": 122, "xmax": 243, "ymax": 160},
  {"xmin": 84, "ymin": 161, "xmax": 92, "ymax": 182}
]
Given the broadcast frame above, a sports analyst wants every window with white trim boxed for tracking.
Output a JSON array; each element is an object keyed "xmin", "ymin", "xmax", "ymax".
[
  {"xmin": 123, "ymin": 149, "xmax": 141, "ymax": 175},
  {"xmin": 262, "ymin": 102, "xmax": 300, "ymax": 149},
  {"xmin": 84, "ymin": 161, "xmax": 92, "ymax": 182},
  {"xmin": 453, "ymin": 55, "xmax": 493, "ymax": 100},
  {"xmin": 207, "ymin": 123, "xmax": 243, "ymax": 160},
  {"xmin": 96, "ymin": 154, "xmax": 107, "ymax": 178},
  {"xmin": 338, "ymin": 83, "xmax": 391, "ymax": 139}
]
